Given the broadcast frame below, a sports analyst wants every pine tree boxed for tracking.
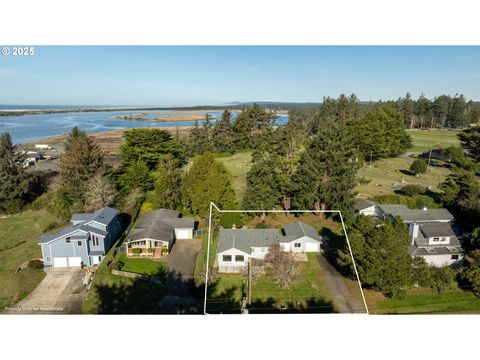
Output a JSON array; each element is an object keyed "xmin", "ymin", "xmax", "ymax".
[
  {"xmin": 119, "ymin": 160, "xmax": 153, "ymax": 192},
  {"xmin": 0, "ymin": 132, "xmax": 34, "ymax": 213},
  {"xmin": 59, "ymin": 127, "xmax": 104, "ymax": 205},
  {"xmin": 212, "ymin": 109, "xmax": 234, "ymax": 152},
  {"xmin": 458, "ymin": 126, "xmax": 480, "ymax": 162},
  {"xmin": 153, "ymin": 155, "xmax": 183, "ymax": 209},
  {"xmin": 291, "ymin": 118, "xmax": 359, "ymax": 219},
  {"xmin": 183, "ymin": 152, "xmax": 235, "ymax": 217}
]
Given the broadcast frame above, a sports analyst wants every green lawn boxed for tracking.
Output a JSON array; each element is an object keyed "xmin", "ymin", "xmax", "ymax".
[
  {"xmin": 117, "ymin": 253, "xmax": 168, "ymax": 276},
  {"xmin": 214, "ymin": 151, "xmax": 252, "ymax": 203},
  {"xmin": 0, "ymin": 209, "xmax": 65, "ymax": 309},
  {"xmin": 356, "ymin": 156, "xmax": 451, "ymax": 198},
  {"xmin": 206, "ymin": 253, "xmax": 334, "ymax": 313},
  {"xmin": 407, "ymin": 129, "xmax": 460, "ymax": 154},
  {"xmin": 365, "ymin": 287, "xmax": 480, "ymax": 314},
  {"xmin": 83, "ymin": 246, "xmax": 166, "ymax": 314}
]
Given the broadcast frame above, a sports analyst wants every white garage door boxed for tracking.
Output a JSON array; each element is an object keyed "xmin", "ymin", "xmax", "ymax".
[
  {"xmin": 176, "ymin": 229, "xmax": 191, "ymax": 239},
  {"xmin": 53, "ymin": 257, "xmax": 68, "ymax": 267},
  {"xmin": 305, "ymin": 242, "xmax": 320, "ymax": 252},
  {"xmin": 67, "ymin": 257, "xmax": 82, "ymax": 267}
]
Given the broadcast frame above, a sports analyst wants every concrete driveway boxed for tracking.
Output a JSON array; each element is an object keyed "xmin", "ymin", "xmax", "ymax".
[
  {"xmin": 168, "ymin": 238, "xmax": 203, "ymax": 277},
  {"xmin": 10, "ymin": 268, "xmax": 86, "ymax": 314}
]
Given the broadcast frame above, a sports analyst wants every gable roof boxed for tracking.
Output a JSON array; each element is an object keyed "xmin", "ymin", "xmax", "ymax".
[
  {"xmin": 127, "ymin": 208, "xmax": 194, "ymax": 244},
  {"xmin": 378, "ymin": 205, "xmax": 454, "ymax": 222},
  {"xmin": 72, "ymin": 206, "xmax": 119, "ymax": 226},
  {"xmin": 283, "ymin": 221, "xmax": 321, "ymax": 242},
  {"xmin": 217, "ymin": 229, "xmax": 280, "ymax": 254},
  {"xmin": 355, "ymin": 198, "xmax": 376, "ymax": 211},
  {"xmin": 39, "ymin": 226, "xmax": 87, "ymax": 244}
]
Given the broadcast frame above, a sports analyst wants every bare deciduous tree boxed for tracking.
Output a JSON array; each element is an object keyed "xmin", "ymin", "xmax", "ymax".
[
  {"xmin": 265, "ymin": 244, "xmax": 301, "ymax": 289},
  {"xmin": 85, "ymin": 172, "xmax": 117, "ymax": 211}
]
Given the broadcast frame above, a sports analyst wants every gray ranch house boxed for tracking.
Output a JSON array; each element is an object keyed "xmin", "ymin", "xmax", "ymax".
[
  {"xmin": 355, "ymin": 199, "xmax": 464, "ymax": 267},
  {"xmin": 124, "ymin": 209, "xmax": 195, "ymax": 257},
  {"xmin": 216, "ymin": 221, "xmax": 322, "ymax": 273},
  {"xmin": 38, "ymin": 207, "xmax": 122, "ymax": 268}
]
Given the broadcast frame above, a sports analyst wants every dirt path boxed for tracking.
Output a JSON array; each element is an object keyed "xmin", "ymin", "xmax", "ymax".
[{"xmin": 317, "ymin": 255, "xmax": 367, "ymax": 313}]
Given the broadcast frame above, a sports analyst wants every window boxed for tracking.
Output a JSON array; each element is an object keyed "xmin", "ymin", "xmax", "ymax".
[
  {"xmin": 77, "ymin": 241, "xmax": 82, "ymax": 246},
  {"xmin": 261, "ymin": 247, "xmax": 267, "ymax": 252},
  {"xmin": 432, "ymin": 237, "xmax": 440, "ymax": 242},
  {"xmin": 235, "ymin": 255, "xmax": 244, "ymax": 262},
  {"xmin": 294, "ymin": 243, "xmax": 301, "ymax": 248},
  {"xmin": 92, "ymin": 235, "xmax": 99, "ymax": 246},
  {"xmin": 46, "ymin": 257, "xmax": 51, "ymax": 262},
  {"xmin": 65, "ymin": 237, "xmax": 71, "ymax": 244},
  {"xmin": 98, "ymin": 256, "xmax": 102, "ymax": 262},
  {"xmin": 451, "ymin": 254, "xmax": 459, "ymax": 260},
  {"xmin": 223, "ymin": 255, "xmax": 232, "ymax": 262}
]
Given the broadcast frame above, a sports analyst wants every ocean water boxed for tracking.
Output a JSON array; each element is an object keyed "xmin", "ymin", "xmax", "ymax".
[{"xmin": 0, "ymin": 109, "xmax": 288, "ymax": 144}]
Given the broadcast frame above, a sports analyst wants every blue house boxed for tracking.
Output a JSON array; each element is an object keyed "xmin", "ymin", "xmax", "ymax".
[{"xmin": 38, "ymin": 207, "xmax": 122, "ymax": 267}]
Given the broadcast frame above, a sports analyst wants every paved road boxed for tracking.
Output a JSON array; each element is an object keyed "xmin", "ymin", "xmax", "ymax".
[
  {"xmin": 317, "ymin": 254, "xmax": 367, "ymax": 313},
  {"xmin": 9, "ymin": 268, "xmax": 86, "ymax": 314}
]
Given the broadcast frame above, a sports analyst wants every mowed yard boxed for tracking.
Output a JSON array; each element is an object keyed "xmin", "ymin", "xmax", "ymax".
[
  {"xmin": 214, "ymin": 151, "xmax": 251, "ymax": 203},
  {"xmin": 206, "ymin": 253, "xmax": 335, "ymax": 313},
  {"xmin": 363, "ymin": 285, "xmax": 480, "ymax": 314},
  {"xmin": 0, "ymin": 209, "xmax": 65, "ymax": 309},
  {"xmin": 406, "ymin": 129, "xmax": 460, "ymax": 154}
]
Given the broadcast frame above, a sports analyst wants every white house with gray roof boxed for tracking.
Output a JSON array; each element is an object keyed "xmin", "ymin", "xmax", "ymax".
[
  {"xmin": 216, "ymin": 222, "xmax": 322, "ymax": 273},
  {"xmin": 355, "ymin": 200, "xmax": 464, "ymax": 267},
  {"xmin": 38, "ymin": 207, "xmax": 121, "ymax": 268},
  {"xmin": 124, "ymin": 209, "xmax": 195, "ymax": 256}
]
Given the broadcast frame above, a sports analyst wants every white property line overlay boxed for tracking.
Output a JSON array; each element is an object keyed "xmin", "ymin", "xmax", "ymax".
[{"xmin": 203, "ymin": 202, "xmax": 369, "ymax": 315}]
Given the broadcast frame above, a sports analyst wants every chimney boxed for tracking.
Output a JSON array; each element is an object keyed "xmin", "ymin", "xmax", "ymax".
[
  {"xmin": 422, "ymin": 206, "xmax": 428, "ymax": 211},
  {"xmin": 232, "ymin": 224, "xmax": 236, "ymax": 229}
]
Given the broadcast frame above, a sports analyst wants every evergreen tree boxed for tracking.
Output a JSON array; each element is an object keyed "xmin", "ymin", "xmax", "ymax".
[
  {"xmin": 291, "ymin": 118, "xmax": 359, "ymax": 219},
  {"xmin": 232, "ymin": 104, "xmax": 277, "ymax": 149},
  {"xmin": 458, "ymin": 126, "xmax": 480, "ymax": 163},
  {"xmin": 183, "ymin": 152, "xmax": 235, "ymax": 217},
  {"xmin": 153, "ymin": 155, "xmax": 183, "ymax": 209},
  {"xmin": 59, "ymin": 127, "xmax": 104, "ymax": 205},
  {"xmin": 120, "ymin": 128, "xmax": 183, "ymax": 170},
  {"xmin": 410, "ymin": 159, "xmax": 428, "ymax": 175},
  {"xmin": 119, "ymin": 160, "xmax": 153, "ymax": 192},
  {"xmin": 338, "ymin": 216, "xmax": 414, "ymax": 298},
  {"xmin": 0, "ymin": 133, "xmax": 36, "ymax": 213},
  {"xmin": 212, "ymin": 109, "xmax": 234, "ymax": 152}
]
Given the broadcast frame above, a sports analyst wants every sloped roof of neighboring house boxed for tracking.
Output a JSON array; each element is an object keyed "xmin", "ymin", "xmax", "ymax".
[
  {"xmin": 217, "ymin": 229, "xmax": 280, "ymax": 254},
  {"xmin": 283, "ymin": 221, "xmax": 321, "ymax": 242},
  {"xmin": 411, "ymin": 244, "xmax": 464, "ymax": 256},
  {"xmin": 39, "ymin": 207, "xmax": 119, "ymax": 244},
  {"xmin": 38, "ymin": 227, "xmax": 87, "ymax": 244},
  {"xmin": 378, "ymin": 205, "xmax": 454, "ymax": 222},
  {"xmin": 127, "ymin": 209, "xmax": 194, "ymax": 244},
  {"xmin": 72, "ymin": 206, "xmax": 119, "ymax": 226},
  {"xmin": 355, "ymin": 198, "xmax": 376, "ymax": 211},
  {"xmin": 419, "ymin": 223, "xmax": 456, "ymax": 238}
]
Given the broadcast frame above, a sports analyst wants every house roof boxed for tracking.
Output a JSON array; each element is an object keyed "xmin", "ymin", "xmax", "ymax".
[
  {"xmin": 419, "ymin": 223, "xmax": 456, "ymax": 238},
  {"xmin": 283, "ymin": 221, "xmax": 321, "ymax": 242},
  {"xmin": 355, "ymin": 198, "xmax": 376, "ymax": 211},
  {"xmin": 127, "ymin": 209, "xmax": 194, "ymax": 244},
  {"xmin": 217, "ymin": 229, "xmax": 280, "ymax": 254},
  {"xmin": 38, "ymin": 226, "xmax": 86, "ymax": 244},
  {"xmin": 72, "ymin": 206, "xmax": 119, "ymax": 226},
  {"xmin": 378, "ymin": 205, "xmax": 454, "ymax": 222},
  {"xmin": 411, "ymin": 245, "xmax": 464, "ymax": 256}
]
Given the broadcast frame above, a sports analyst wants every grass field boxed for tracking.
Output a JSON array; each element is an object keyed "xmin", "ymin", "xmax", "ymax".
[
  {"xmin": 0, "ymin": 209, "xmax": 65, "ymax": 309},
  {"xmin": 406, "ymin": 129, "xmax": 460, "ymax": 154},
  {"xmin": 364, "ymin": 286, "xmax": 480, "ymax": 314},
  {"xmin": 214, "ymin": 151, "xmax": 252, "ymax": 203},
  {"xmin": 356, "ymin": 156, "xmax": 451, "ymax": 198}
]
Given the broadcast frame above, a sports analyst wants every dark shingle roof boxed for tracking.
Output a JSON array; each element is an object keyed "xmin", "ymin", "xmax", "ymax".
[
  {"xmin": 38, "ymin": 226, "xmax": 86, "ymax": 244},
  {"xmin": 127, "ymin": 209, "xmax": 194, "ymax": 244},
  {"xmin": 379, "ymin": 205, "xmax": 454, "ymax": 222},
  {"xmin": 419, "ymin": 223, "xmax": 456, "ymax": 238},
  {"xmin": 217, "ymin": 229, "xmax": 280, "ymax": 254},
  {"xmin": 283, "ymin": 221, "xmax": 321, "ymax": 241}
]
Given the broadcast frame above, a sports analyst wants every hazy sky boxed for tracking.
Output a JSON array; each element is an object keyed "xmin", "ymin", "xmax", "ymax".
[{"xmin": 0, "ymin": 46, "xmax": 479, "ymax": 106}]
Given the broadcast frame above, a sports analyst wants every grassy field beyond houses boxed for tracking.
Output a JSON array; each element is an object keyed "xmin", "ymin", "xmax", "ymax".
[
  {"xmin": 0, "ymin": 209, "xmax": 65, "ymax": 309},
  {"xmin": 406, "ymin": 129, "xmax": 460, "ymax": 154},
  {"xmin": 214, "ymin": 151, "xmax": 252, "ymax": 203}
]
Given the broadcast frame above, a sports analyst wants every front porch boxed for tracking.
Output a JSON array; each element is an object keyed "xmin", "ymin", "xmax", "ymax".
[{"xmin": 125, "ymin": 239, "xmax": 169, "ymax": 258}]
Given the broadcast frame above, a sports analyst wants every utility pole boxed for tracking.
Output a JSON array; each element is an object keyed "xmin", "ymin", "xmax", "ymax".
[
  {"xmin": 427, "ymin": 149, "xmax": 433, "ymax": 172},
  {"xmin": 369, "ymin": 150, "xmax": 373, "ymax": 169},
  {"xmin": 248, "ymin": 259, "xmax": 252, "ymax": 306}
]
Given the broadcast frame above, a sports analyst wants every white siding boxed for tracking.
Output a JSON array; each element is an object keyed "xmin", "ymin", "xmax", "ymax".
[
  {"xmin": 217, "ymin": 248, "xmax": 250, "ymax": 272},
  {"xmin": 250, "ymin": 247, "xmax": 269, "ymax": 259},
  {"xmin": 421, "ymin": 254, "xmax": 463, "ymax": 267},
  {"xmin": 358, "ymin": 205, "xmax": 377, "ymax": 216},
  {"xmin": 175, "ymin": 228, "xmax": 193, "ymax": 240}
]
